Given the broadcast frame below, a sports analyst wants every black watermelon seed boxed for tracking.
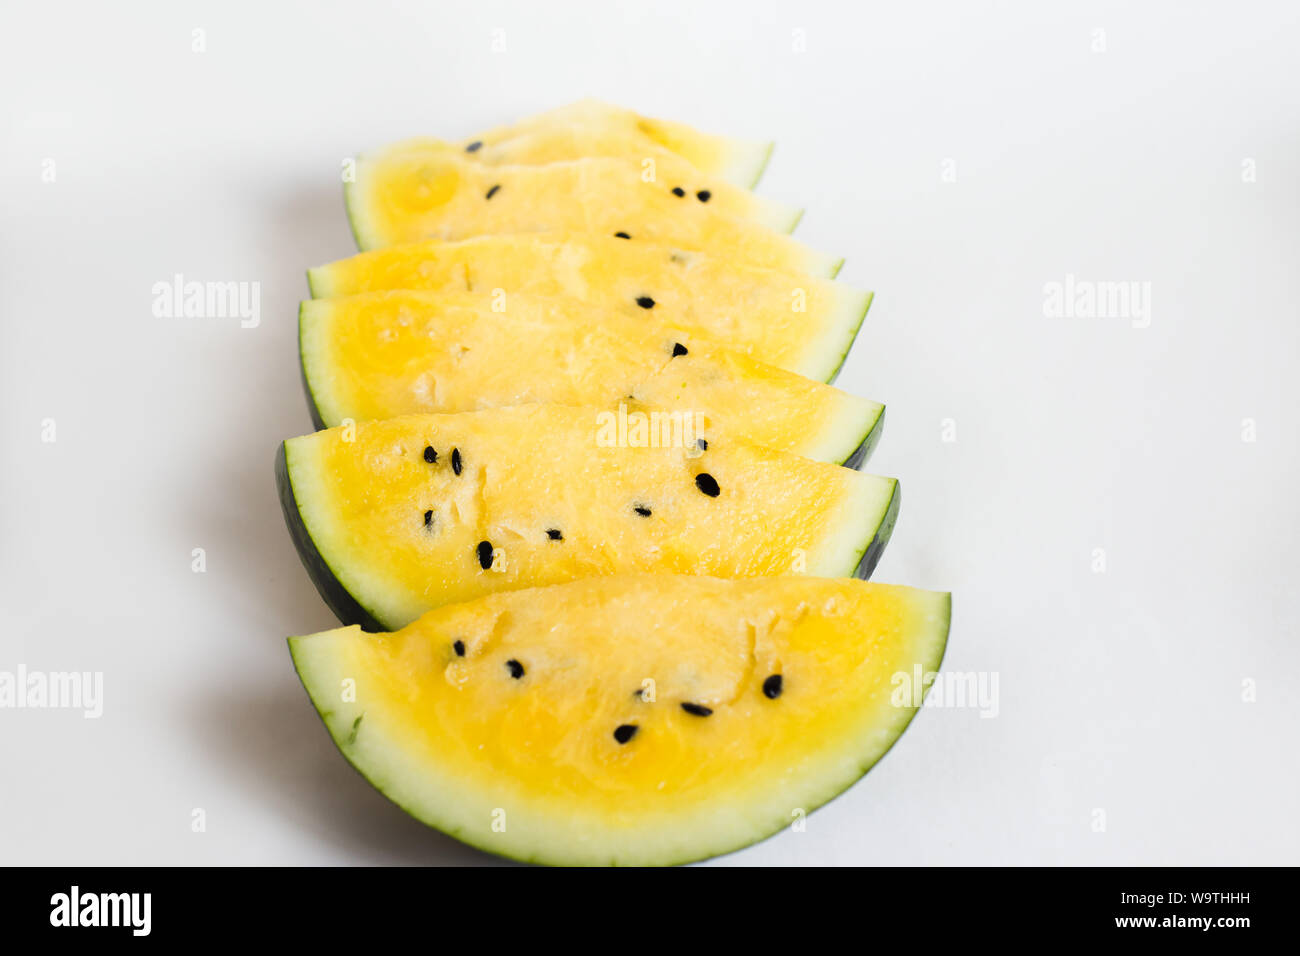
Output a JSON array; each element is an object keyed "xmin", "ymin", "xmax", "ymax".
[
  {"xmin": 506, "ymin": 659, "xmax": 525, "ymax": 679},
  {"xmin": 614, "ymin": 231, "xmax": 631, "ymax": 239},
  {"xmin": 696, "ymin": 189, "xmax": 712, "ymax": 203},
  {"xmin": 671, "ymin": 342, "xmax": 688, "ymax": 357},
  {"xmin": 465, "ymin": 140, "xmax": 483, "ymax": 153},
  {"xmin": 636, "ymin": 296, "xmax": 655, "ymax": 309},
  {"xmin": 423, "ymin": 445, "xmax": 437, "ymax": 463},
  {"xmin": 695, "ymin": 473, "xmax": 720, "ymax": 497},
  {"xmin": 671, "ymin": 186, "xmax": 686, "ymax": 197},
  {"xmin": 614, "ymin": 724, "xmax": 638, "ymax": 744},
  {"xmin": 697, "ymin": 438, "xmax": 708, "ymax": 451},
  {"xmin": 423, "ymin": 509, "xmax": 434, "ymax": 527},
  {"xmin": 546, "ymin": 528, "xmax": 563, "ymax": 540},
  {"xmin": 451, "ymin": 447, "xmax": 462, "ymax": 475},
  {"xmin": 453, "ymin": 640, "xmax": 465, "ymax": 657},
  {"xmin": 476, "ymin": 540, "xmax": 494, "ymax": 569},
  {"xmin": 485, "ymin": 184, "xmax": 501, "ymax": 199},
  {"xmin": 633, "ymin": 505, "xmax": 652, "ymax": 517},
  {"xmin": 681, "ymin": 702, "xmax": 713, "ymax": 717},
  {"xmin": 763, "ymin": 674, "xmax": 783, "ymax": 699}
]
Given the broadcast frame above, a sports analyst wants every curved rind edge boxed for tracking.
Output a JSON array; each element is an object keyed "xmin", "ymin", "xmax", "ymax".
[
  {"xmin": 296, "ymin": 303, "xmax": 330, "ymax": 432},
  {"xmin": 342, "ymin": 171, "xmax": 373, "ymax": 251},
  {"xmin": 823, "ymin": 290, "xmax": 873, "ymax": 385},
  {"xmin": 288, "ymin": 584, "xmax": 951, "ymax": 866},
  {"xmin": 275, "ymin": 441, "xmax": 386, "ymax": 633},
  {"xmin": 746, "ymin": 141, "xmax": 775, "ymax": 189},
  {"xmin": 851, "ymin": 478, "xmax": 900, "ymax": 580},
  {"xmin": 841, "ymin": 405, "xmax": 886, "ymax": 471}
]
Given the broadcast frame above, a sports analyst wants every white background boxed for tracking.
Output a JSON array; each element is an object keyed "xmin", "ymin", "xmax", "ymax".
[{"xmin": 2, "ymin": 0, "xmax": 1297, "ymax": 866}]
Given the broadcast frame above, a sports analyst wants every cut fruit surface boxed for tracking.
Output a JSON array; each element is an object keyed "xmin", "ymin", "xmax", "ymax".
[
  {"xmin": 277, "ymin": 405, "xmax": 900, "ymax": 630},
  {"xmin": 345, "ymin": 150, "xmax": 832, "ymax": 277},
  {"xmin": 345, "ymin": 149, "xmax": 790, "ymax": 248},
  {"xmin": 307, "ymin": 235, "xmax": 870, "ymax": 383},
  {"xmin": 289, "ymin": 573, "xmax": 950, "ymax": 866},
  {"xmin": 430, "ymin": 99, "xmax": 774, "ymax": 187},
  {"xmin": 345, "ymin": 152, "xmax": 834, "ymax": 276},
  {"xmin": 298, "ymin": 291, "xmax": 884, "ymax": 467}
]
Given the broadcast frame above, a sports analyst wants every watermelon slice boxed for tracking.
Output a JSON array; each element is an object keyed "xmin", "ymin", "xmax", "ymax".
[
  {"xmin": 276, "ymin": 405, "xmax": 900, "ymax": 630},
  {"xmin": 289, "ymin": 573, "xmax": 950, "ymax": 865},
  {"xmin": 431, "ymin": 99, "xmax": 774, "ymax": 187},
  {"xmin": 298, "ymin": 291, "xmax": 885, "ymax": 467},
  {"xmin": 349, "ymin": 145, "xmax": 794, "ymax": 236},
  {"xmin": 345, "ymin": 152, "xmax": 837, "ymax": 277},
  {"xmin": 307, "ymin": 236, "xmax": 870, "ymax": 383}
]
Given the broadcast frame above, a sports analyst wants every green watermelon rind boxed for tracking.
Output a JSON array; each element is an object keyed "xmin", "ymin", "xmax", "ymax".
[
  {"xmin": 841, "ymin": 405, "xmax": 886, "ymax": 472},
  {"xmin": 287, "ymin": 586, "xmax": 950, "ymax": 866},
  {"xmin": 736, "ymin": 140, "xmax": 775, "ymax": 189},
  {"xmin": 305, "ymin": 265, "xmax": 330, "ymax": 299},
  {"xmin": 276, "ymin": 441, "xmax": 387, "ymax": 633},
  {"xmin": 850, "ymin": 478, "xmax": 900, "ymax": 580},
  {"xmin": 820, "ymin": 290, "xmax": 873, "ymax": 385},
  {"xmin": 342, "ymin": 173, "xmax": 372, "ymax": 252},
  {"xmin": 296, "ymin": 303, "xmax": 330, "ymax": 432}
]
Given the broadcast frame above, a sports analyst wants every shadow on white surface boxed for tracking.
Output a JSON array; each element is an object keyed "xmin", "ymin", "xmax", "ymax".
[
  {"xmin": 187, "ymin": 682, "xmax": 513, "ymax": 866},
  {"xmin": 179, "ymin": 182, "xmax": 514, "ymax": 866}
]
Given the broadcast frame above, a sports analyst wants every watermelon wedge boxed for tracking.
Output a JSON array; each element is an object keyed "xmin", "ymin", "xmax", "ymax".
[
  {"xmin": 297, "ymin": 291, "xmax": 884, "ymax": 467},
  {"xmin": 289, "ymin": 573, "xmax": 950, "ymax": 865},
  {"xmin": 432, "ymin": 99, "xmax": 775, "ymax": 187},
  {"xmin": 307, "ymin": 235, "xmax": 870, "ymax": 383},
  {"xmin": 344, "ymin": 152, "xmax": 836, "ymax": 277},
  {"xmin": 276, "ymin": 405, "xmax": 900, "ymax": 630}
]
